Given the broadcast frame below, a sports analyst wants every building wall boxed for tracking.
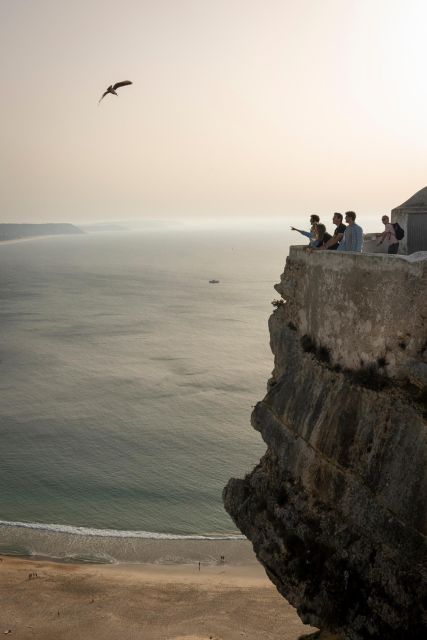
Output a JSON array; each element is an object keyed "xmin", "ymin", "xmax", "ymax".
[
  {"xmin": 391, "ymin": 208, "xmax": 427, "ymax": 254},
  {"xmin": 408, "ymin": 212, "xmax": 427, "ymax": 253}
]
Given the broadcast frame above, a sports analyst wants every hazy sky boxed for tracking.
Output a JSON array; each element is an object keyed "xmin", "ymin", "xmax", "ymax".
[{"xmin": 1, "ymin": 0, "xmax": 426, "ymax": 223}]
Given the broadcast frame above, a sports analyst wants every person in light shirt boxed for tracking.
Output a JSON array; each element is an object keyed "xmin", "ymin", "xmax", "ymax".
[
  {"xmin": 337, "ymin": 211, "xmax": 363, "ymax": 253},
  {"xmin": 376, "ymin": 215, "xmax": 399, "ymax": 254}
]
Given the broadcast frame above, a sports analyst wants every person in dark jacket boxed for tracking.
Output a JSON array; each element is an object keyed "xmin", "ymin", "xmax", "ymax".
[{"xmin": 322, "ymin": 212, "xmax": 346, "ymax": 250}]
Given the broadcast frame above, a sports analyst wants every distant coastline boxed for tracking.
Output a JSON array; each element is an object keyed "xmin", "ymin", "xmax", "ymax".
[{"xmin": 0, "ymin": 223, "xmax": 83, "ymax": 243}]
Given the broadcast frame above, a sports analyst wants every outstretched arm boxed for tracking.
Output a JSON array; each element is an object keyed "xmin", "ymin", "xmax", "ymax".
[{"xmin": 290, "ymin": 227, "xmax": 311, "ymax": 238}]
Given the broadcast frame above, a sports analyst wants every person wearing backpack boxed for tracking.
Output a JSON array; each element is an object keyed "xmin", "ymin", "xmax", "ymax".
[{"xmin": 376, "ymin": 215, "xmax": 402, "ymax": 254}]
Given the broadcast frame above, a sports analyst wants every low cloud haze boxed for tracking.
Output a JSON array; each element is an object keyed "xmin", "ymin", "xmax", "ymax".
[{"xmin": 1, "ymin": 0, "xmax": 426, "ymax": 224}]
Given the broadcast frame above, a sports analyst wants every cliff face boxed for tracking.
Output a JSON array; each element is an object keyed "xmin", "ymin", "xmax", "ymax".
[{"xmin": 224, "ymin": 247, "xmax": 427, "ymax": 640}]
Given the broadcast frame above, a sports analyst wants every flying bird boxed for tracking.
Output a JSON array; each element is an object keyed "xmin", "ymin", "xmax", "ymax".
[{"xmin": 98, "ymin": 80, "xmax": 133, "ymax": 104}]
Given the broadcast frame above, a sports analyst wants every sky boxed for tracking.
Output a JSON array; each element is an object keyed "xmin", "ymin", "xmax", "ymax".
[{"xmin": 1, "ymin": 0, "xmax": 426, "ymax": 224}]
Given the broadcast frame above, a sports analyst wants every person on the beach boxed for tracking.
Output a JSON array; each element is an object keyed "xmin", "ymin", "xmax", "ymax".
[
  {"xmin": 376, "ymin": 215, "xmax": 399, "ymax": 254},
  {"xmin": 291, "ymin": 214, "xmax": 320, "ymax": 247},
  {"xmin": 316, "ymin": 212, "xmax": 346, "ymax": 250},
  {"xmin": 337, "ymin": 211, "xmax": 363, "ymax": 252}
]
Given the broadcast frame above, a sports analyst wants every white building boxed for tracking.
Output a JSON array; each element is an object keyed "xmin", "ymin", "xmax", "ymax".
[{"xmin": 391, "ymin": 186, "xmax": 427, "ymax": 255}]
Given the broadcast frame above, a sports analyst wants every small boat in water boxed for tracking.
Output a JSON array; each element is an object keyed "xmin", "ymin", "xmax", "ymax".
[{"xmin": 209, "ymin": 279, "xmax": 220, "ymax": 284}]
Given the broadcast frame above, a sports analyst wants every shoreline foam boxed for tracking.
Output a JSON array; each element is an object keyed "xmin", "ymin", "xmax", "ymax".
[
  {"xmin": 0, "ymin": 519, "xmax": 244, "ymax": 540},
  {"xmin": 0, "ymin": 521, "xmax": 255, "ymax": 566}
]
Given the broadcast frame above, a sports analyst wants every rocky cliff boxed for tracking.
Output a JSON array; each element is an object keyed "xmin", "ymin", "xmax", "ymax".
[{"xmin": 224, "ymin": 247, "xmax": 427, "ymax": 639}]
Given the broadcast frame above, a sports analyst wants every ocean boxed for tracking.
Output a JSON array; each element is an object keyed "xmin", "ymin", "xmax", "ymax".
[{"xmin": 0, "ymin": 220, "xmax": 294, "ymax": 561}]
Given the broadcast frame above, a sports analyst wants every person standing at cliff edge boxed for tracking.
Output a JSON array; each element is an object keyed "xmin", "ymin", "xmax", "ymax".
[
  {"xmin": 376, "ymin": 215, "xmax": 399, "ymax": 254},
  {"xmin": 316, "ymin": 212, "xmax": 346, "ymax": 250},
  {"xmin": 337, "ymin": 211, "xmax": 363, "ymax": 252},
  {"xmin": 290, "ymin": 214, "xmax": 320, "ymax": 247}
]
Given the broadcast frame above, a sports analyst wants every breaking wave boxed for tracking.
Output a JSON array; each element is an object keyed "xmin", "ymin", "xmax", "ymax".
[{"xmin": 0, "ymin": 520, "xmax": 244, "ymax": 540}]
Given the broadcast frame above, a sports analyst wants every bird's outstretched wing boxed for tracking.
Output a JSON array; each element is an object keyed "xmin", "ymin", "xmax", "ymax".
[
  {"xmin": 98, "ymin": 91, "xmax": 110, "ymax": 104},
  {"xmin": 112, "ymin": 80, "xmax": 133, "ymax": 91}
]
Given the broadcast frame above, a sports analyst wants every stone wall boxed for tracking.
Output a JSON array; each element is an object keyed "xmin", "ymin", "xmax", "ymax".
[
  {"xmin": 275, "ymin": 246, "xmax": 427, "ymax": 378},
  {"xmin": 224, "ymin": 247, "xmax": 427, "ymax": 640}
]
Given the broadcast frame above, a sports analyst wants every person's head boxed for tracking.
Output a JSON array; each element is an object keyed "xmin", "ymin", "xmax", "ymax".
[
  {"xmin": 345, "ymin": 211, "xmax": 356, "ymax": 224},
  {"xmin": 310, "ymin": 214, "xmax": 320, "ymax": 225},
  {"xmin": 315, "ymin": 223, "xmax": 326, "ymax": 240},
  {"xmin": 382, "ymin": 215, "xmax": 389, "ymax": 225},
  {"xmin": 333, "ymin": 212, "xmax": 343, "ymax": 225}
]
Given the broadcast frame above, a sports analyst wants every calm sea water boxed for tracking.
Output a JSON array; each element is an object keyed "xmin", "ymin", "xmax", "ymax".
[{"xmin": 0, "ymin": 221, "xmax": 294, "ymax": 557}]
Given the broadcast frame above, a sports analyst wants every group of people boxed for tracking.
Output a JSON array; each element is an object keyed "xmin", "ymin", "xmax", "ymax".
[
  {"xmin": 291, "ymin": 211, "xmax": 363, "ymax": 252},
  {"xmin": 291, "ymin": 212, "xmax": 400, "ymax": 254}
]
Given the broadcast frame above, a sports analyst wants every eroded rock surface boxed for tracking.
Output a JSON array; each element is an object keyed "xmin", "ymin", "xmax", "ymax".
[{"xmin": 224, "ymin": 247, "xmax": 427, "ymax": 640}]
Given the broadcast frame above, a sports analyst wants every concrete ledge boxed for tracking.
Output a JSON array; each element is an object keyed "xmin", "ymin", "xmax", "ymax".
[{"xmin": 288, "ymin": 244, "xmax": 427, "ymax": 268}]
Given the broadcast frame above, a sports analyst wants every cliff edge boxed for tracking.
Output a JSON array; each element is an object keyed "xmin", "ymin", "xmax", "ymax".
[{"xmin": 224, "ymin": 247, "xmax": 427, "ymax": 639}]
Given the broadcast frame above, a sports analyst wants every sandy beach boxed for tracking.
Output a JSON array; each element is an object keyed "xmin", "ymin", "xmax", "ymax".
[{"xmin": 0, "ymin": 555, "xmax": 317, "ymax": 640}]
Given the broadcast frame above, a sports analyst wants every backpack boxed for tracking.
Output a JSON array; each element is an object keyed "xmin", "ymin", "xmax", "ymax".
[{"xmin": 393, "ymin": 222, "xmax": 404, "ymax": 241}]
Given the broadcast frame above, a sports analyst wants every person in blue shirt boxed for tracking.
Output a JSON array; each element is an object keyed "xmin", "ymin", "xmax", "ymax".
[
  {"xmin": 337, "ymin": 211, "xmax": 363, "ymax": 252},
  {"xmin": 291, "ymin": 214, "xmax": 320, "ymax": 247}
]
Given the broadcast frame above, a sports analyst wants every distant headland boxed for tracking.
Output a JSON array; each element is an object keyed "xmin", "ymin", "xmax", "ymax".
[{"xmin": 0, "ymin": 223, "xmax": 84, "ymax": 242}]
